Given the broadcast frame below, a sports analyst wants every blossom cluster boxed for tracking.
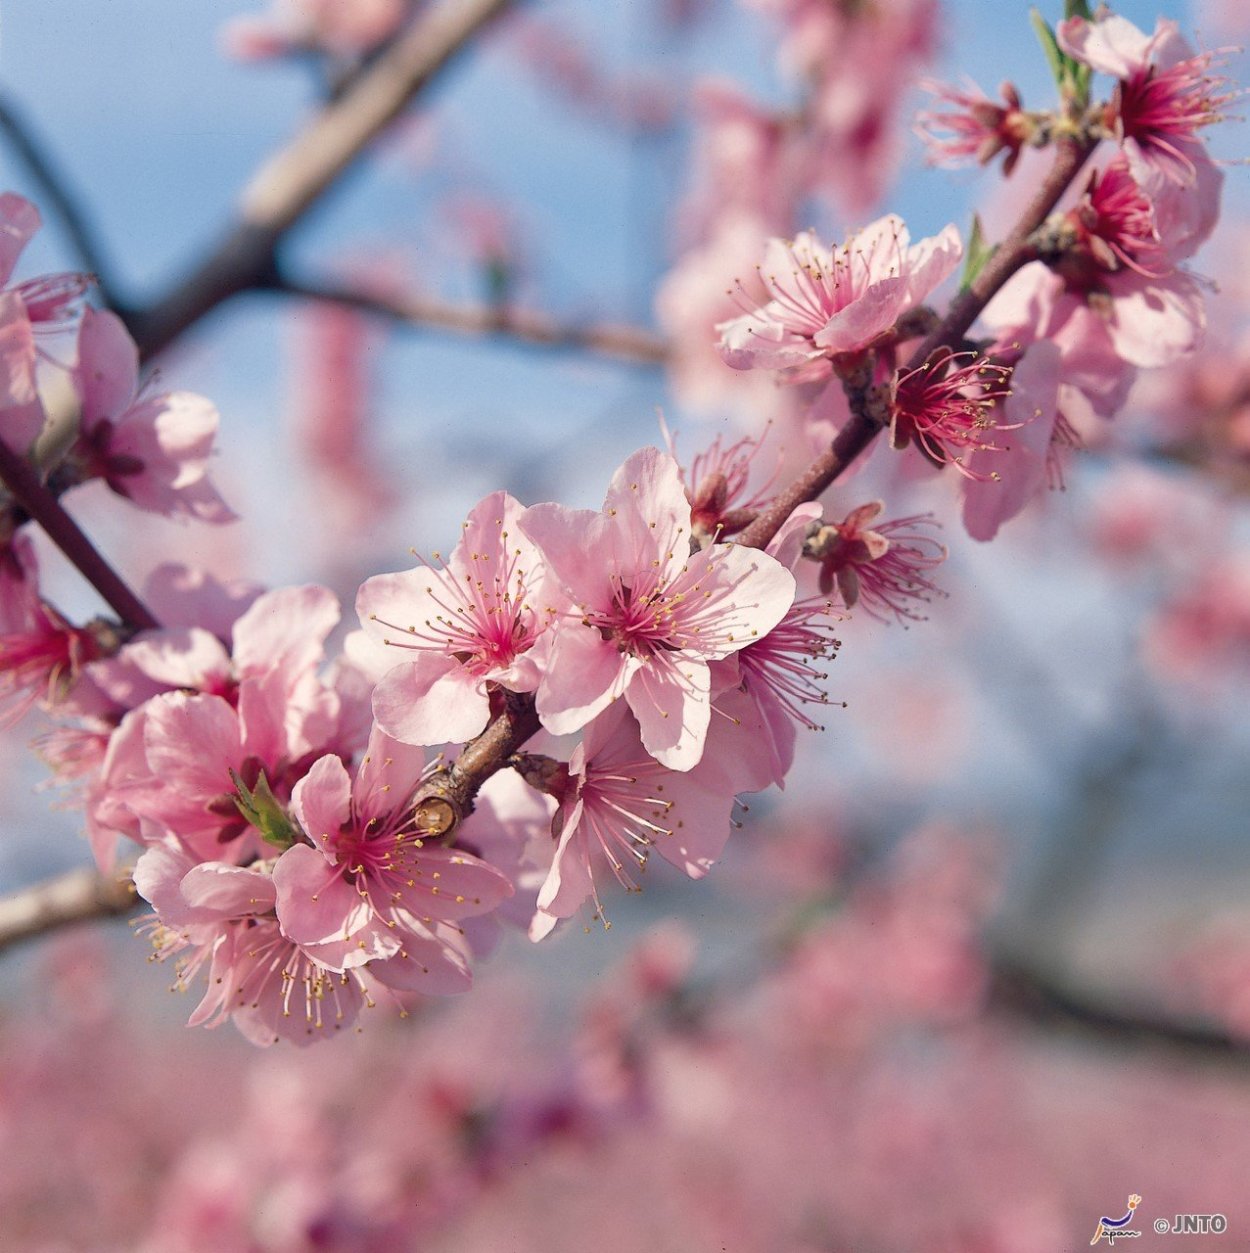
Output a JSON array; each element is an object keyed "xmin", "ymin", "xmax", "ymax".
[{"xmin": 0, "ymin": 5, "xmax": 1236, "ymax": 1049}]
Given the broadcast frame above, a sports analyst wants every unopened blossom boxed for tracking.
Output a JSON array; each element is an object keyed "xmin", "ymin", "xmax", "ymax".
[
  {"xmin": 358, "ymin": 490, "xmax": 552, "ymax": 747},
  {"xmin": 890, "ymin": 349, "xmax": 1015, "ymax": 478},
  {"xmin": 917, "ymin": 79, "xmax": 1036, "ymax": 174},
  {"xmin": 529, "ymin": 702, "xmax": 742, "ymax": 938},
  {"xmin": 519, "ymin": 446, "xmax": 795, "ymax": 771},
  {"xmin": 808, "ymin": 503, "xmax": 946, "ymax": 623},
  {"xmin": 274, "ymin": 725, "xmax": 513, "ymax": 993},
  {"xmin": 1058, "ymin": 14, "xmax": 1235, "ymax": 183},
  {"xmin": 716, "ymin": 216, "xmax": 962, "ymax": 378},
  {"xmin": 69, "ymin": 308, "xmax": 235, "ymax": 522}
]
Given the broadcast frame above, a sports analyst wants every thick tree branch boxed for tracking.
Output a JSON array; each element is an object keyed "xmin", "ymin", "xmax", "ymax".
[
  {"xmin": 125, "ymin": 0, "xmax": 514, "ymax": 363},
  {"xmin": 990, "ymin": 951, "xmax": 1250, "ymax": 1062},
  {"xmin": 0, "ymin": 438, "xmax": 159, "ymax": 629},
  {"xmin": 267, "ymin": 275, "xmax": 669, "ymax": 366},
  {"xmin": 0, "ymin": 866, "xmax": 137, "ymax": 954}
]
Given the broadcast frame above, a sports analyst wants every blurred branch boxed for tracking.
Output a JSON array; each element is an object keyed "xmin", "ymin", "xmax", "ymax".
[
  {"xmin": 0, "ymin": 437, "xmax": 160, "ymax": 629},
  {"xmin": 0, "ymin": 95, "xmax": 121, "ymax": 307},
  {"xmin": 125, "ymin": 0, "xmax": 514, "ymax": 362},
  {"xmin": 267, "ymin": 274, "xmax": 669, "ymax": 365},
  {"xmin": 990, "ymin": 951, "xmax": 1250, "ymax": 1062},
  {"xmin": 0, "ymin": 866, "xmax": 137, "ymax": 954}
]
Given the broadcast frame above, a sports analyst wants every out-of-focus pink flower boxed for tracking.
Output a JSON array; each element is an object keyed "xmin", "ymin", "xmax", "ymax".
[
  {"xmin": 274, "ymin": 725, "xmax": 513, "ymax": 993},
  {"xmin": 1058, "ymin": 14, "xmax": 1235, "ymax": 183},
  {"xmin": 358, "ymin": 490, "xmax": 552, "ymax": 747},
  {"xmin": 0, "ymin": 192, "xmax": 91, "ymax": 327},
  {"xmin": 530, "ymin": 702, "xmax": 741, "ymax": 937},
  {"xmin": 1144, "ymin": 553, "xmax": 1250, "ymax": 687},
  {"xmin": 221, "ymin": 0, "xmax": 411, "ymax": 61},
  {"xmin": 0, "ymin": 536, "xmax": 99, "ymax": 726},
  {"xmin": 70, "ymin": 308, "xmax": 235, "ymax": 523},
  {"xmin": 520, "ymin": 447, "xmax": 795, "ymax": 771},
  {"xmin": 716, "ymin": 217, "xmax": 962, "ymax": 378},
  {"xmin": 917, "ymin": 79, "xmax": 1035, "ymax": 174}
]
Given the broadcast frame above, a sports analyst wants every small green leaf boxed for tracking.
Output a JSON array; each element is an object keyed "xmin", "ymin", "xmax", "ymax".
[
  {"xmin": 1030, "ymin": 8, "xmax": 1067, "ymax": 85},
  {"xmin": 960, "ymin": 214, "xmax": 997, "ymax": 293},
  {"xmin": 1063, "ymin": 0, "xmax": 1092, "ymax": 21},
  {"xmin": 230, "ymin": 767, "xmax": 300, "ymax": 851}
]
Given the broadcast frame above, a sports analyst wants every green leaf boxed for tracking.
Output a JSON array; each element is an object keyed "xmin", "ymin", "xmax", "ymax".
[
  {"xmin": 1029, "ymin": 8, "xmax": 1067, "ymax": 85},
  {"xmin": 959, "ymin": 214, "xmax": 997, "ymax": 294},
  {"xmin": 230, "ymin": 767, "xmax": 300, "ymax": 851},
  {"xmin": 1063, "ymin": 0, "xmax": 1092, "ymax": 21}
]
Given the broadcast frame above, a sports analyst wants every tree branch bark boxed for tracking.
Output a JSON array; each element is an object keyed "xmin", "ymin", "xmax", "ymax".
[
  {"xmin": 0, "ymin": 866, "xmax": 137, "ymax": 953},
  {"xmin": 124, "ymin": 0, "xmax": 514, "ymax": 363}
]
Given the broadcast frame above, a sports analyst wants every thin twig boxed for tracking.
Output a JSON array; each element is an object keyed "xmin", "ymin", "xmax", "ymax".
[
  {"xmin": 0, "ymin": 95, "xmax": 121, "ymax": 308},
  {"xmin": 0, "ymin": 438, "xmax": 159, "ymax": 629},
  {"xmin": 267, "ymin": 274, "xmax": 669, "ymax": 366},
  {"xmin": 0, "ymin": 866, "xmax": 137, "ymax": 954},
  {"xmin": 124, "ymin": 0, "xmax": 514, "ymax": 363}
]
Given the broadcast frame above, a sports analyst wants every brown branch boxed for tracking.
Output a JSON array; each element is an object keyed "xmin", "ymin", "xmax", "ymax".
[
  {"xmin": 124, "ymin": 0, "xmax": 514, "ymax": 363},
  {"xmin": 0, "ymin": 866, "xmax": 137, "ymax": 953},
  {"xmin": 0, "ymin": 438, "xmax": 160, "ymax": 629},
  {"xmin": 267, "ymin": 275, "xmax": 669, "ymax": 366},
  {"xmin": 990, "ymin": 952, "xmax": 1250, "ymax": 1062}
]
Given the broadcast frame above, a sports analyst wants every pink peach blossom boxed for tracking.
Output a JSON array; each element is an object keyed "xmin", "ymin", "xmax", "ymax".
[
  {"xmin": 358, "ymin": 490, "xmax": 551, "ymax": 747},
  {"xmin": 519, "ymin": 446, "xmax": 795, "ymax": 771}
]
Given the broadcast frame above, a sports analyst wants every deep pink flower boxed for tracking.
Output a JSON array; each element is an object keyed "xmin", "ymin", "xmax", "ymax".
[
  {"xmin": 357, "ymin": 490, "xmax": 552, "ymax": 747},
  {"xmin": 716, "ymin": 216, "xmax": 962, "ymax": 377},
  {"xmin": 519, "ymin": 447, "xmax": 795, "ymax": 771},
  {"xmin": 0, "ymin": 537, "xmax": 99, "ymax": 726},
  {"xmin": 273, "ymin": 725, "xmax": 513, "ymax": 992},
  {"xmin": 1058, "ymin": 15, "xmax": 1235, "ymax": 183},
  {"xmin": 890, "ymin": 349, "xmax": 1015, "ymax": 478},
  {"xmin": 917, "ymin": 79, "xmax": 1035, "ymax": 174},
  {"xmin": 70, "ymin": 308, "xmax": 235, "ymax": 523},
  {"xmin": 530, "ymin": 702, "xmax": 741, "ymax": 938},
  {"xmin": 812, "ymin": 503, "xmax": 946, "ymax": 623},
  {"xmin": 667, "ymin": 420, "xmax": 780, "ymax": 543}
]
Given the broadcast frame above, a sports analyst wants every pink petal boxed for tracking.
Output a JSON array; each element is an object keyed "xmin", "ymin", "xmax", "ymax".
[
  {"xmin": 812, "ymin": 274, "xmax": 908, "ymax": 354},
  {"xmin": 0, "ymin": 193, "xmax": 39, "ymax": 286},
  {"xmin": 142, "ymin": 691, "xmax": 242, "ymax": 803},
  {"xmin": 180, "ymin": 862, "xmax": 276, "ymax": 918},
  {"xmin": 272, "ymin": 843, "xmax": 380, "ymax": 954},
  {"xmin": 0, "ymin": 291, "xmax": 44, "ymax": 451},
  {"xmin": 369, "ymin": 937, "xmax": 473, "ymax": 994},
  {"xmin": 602, "ymin": 446, "xmax": 694, "ymax": 586},
  {"xmin": 535, "ymin": 621, "xmax": 634, "ymax": 736},
  {"xmin": 1106, "ymin": 271, "xmax": 1205, "ymax": 368},
  {"xmin": 626, "ymin": 653, "xmax": 711, "ymax": 771},
  {"xmin": 517, "ymin": 502, "xmax": 615, "ymax": 607},
  {"xmin": 232, "ymin": 584, "xmax": 339, "ymax": 681},
  {"xmin": 1057, "ymin": 14, "xmax": 1155, "ymax": 78},
  {"xmin": 75, "ymin": 308, "xmax": 138, "ymax": 429},
  {"xmin": 371, "ymin": 654, "xmax": 491, "ymax": 746},
  {"xmin": 289, "ymin": 754, "xmax": 353, "ymax": 849},
  {"xmin": 352, "ymin": 724, "xmax": 427, "ymax": 820}
]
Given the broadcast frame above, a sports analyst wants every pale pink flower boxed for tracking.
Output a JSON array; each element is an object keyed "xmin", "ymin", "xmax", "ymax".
[
  {"xmin": 1057, "ymin": 15, "xmax": 1235, "ymax": 183},
  {"xmin": 273, "ymin": 725, "xmax": 513, "ymax": 992},
  {"xmin": 1144, "ymin": 554, "xmax": 1250, "ymax": 687},
  {"xmin": 716, "ymin": 216, "xmax": 962, "ymax": 378},
  {"xmin": 0, "ymin": 292, "xmax": 44, "ymax": 453},
  {"xmin": 134, "ymin": 847, "xmax": 375, "ymax": 1047},
  {"xmin": 519, "ymin": 446, "xmax": 795, "ymax": 771},
  {"xmin": 530, "ymin": 702, "xmax": 741, "ymax": 937},
  {"xmin": 358, "ymin": 490, "xmax": 552, "ymax": 746},
  {"xmin": 222, "ymin": 0, "xmax": 411, "ymax": 61},
  {"xmin": 70, "ymin": 308, "xmax": 235, "ymax": 522}
]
